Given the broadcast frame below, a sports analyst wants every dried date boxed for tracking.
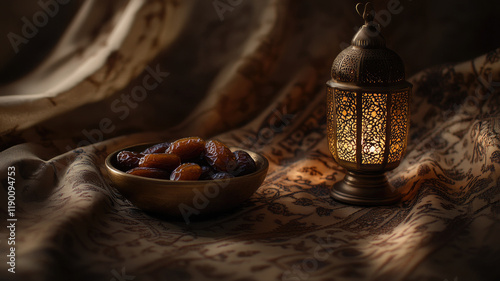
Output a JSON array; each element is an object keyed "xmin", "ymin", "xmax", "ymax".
[
  {"xmin": 117, "ymin": 151, "xmax": 144, "ymax": 170},
  {"xmin": 211, "ymin": 172, "xmax": 234, "ymax": 180},
  {"xmin": 126, "ymin": 167, "xmax": 170, "ymax": 179},
  {"xmin": 204, "ymin": 140, "xmax": 236, "ymax": 172},
  {"xmin": 142, "ymin": 142, "xmax": 171, "ymax": 154},
  {"xmin": 166, "ymin": 137, "xmax": 206, "ymax": 161},
  {"xmin": 170, "ymin": 163, "xmax": 202, "ymax": 181},
  {"xmin": 199, "ymin": 165, "xmax": 216, "ymax": 180},
  {"xmin": 232, "ymin": 150, "xmax": 257, "ymax": 176},
  {"xmin": 139, "ymin": 153, "xmax": 180, "ymax": 171}
]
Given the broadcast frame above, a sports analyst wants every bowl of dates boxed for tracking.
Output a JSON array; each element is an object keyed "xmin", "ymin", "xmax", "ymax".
[{"xmin": 105, "ymin": 137, "xmax": 269, "ymax": 219}]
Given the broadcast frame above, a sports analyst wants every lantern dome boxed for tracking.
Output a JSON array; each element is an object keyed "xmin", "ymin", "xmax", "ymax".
[{"xmin": 331, "ymin": 22, "xmax": 406, "ymax": 86}]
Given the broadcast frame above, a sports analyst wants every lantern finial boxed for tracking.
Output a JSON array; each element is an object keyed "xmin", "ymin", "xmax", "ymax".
[
  {"xmin": 356, "ymin": 2, "xmax": 375, "ymax": 24},
  {"xmin": 351, "ymin": 2, "xmax": 385, "ymax": 49}
]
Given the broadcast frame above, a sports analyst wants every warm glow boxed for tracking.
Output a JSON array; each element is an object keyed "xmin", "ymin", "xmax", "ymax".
[
  {"xmin": 327, "ymin": 88, "xmax": 410, "ymax": 166},
  {"xmin": 333, "ymin": 89, "xmax": 357, "ymax": 163},
  {"xmin": 361, "ymin": 92, "xmax": 386, "ymax": 164}
]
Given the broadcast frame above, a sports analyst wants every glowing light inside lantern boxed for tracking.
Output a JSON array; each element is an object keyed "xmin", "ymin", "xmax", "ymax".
[{"xmin": 328, "ymin": 88, "xmax": 410, "ymax": 167}]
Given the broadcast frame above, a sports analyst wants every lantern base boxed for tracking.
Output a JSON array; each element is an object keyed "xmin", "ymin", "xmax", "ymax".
[{"xmin": 331, "ymin": 171, "xmax": 400, "ymax": 205}]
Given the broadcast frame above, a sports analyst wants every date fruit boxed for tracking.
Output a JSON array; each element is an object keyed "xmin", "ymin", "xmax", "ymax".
[
  {"xmin": 170, "ymin": 163, "xmax": 202, "ymax": 181},
  {"xmin": 126, "ymin": 167, "xmax": 170, "ymax": 179},
  {"xmin": 211, "ymin": 172, "xmax": 234, "ymax": 180},
  {"xmin": 166, "ymin": 137, "xmax": 206, "ymax": 161},
  {"xmin": 204, "ymin": 140, "xmax": 236, "ymax": 172},
  {"xmin": 199, "ymin": 165, "xmax": 216, "ymax": 180},
  {"xmin": 139, "ymin": 153, "xmax": 180, "ymax": 171},
  {"xmin": 117, "ymin": 151, "xmax": 144, "ymax": 170},
  {"xmin": 232, "ymin": 150, "xmax": 257, "ymax": 176},
  {"xmin": 142, "ymin": 142, "xmax": 170, "ymax": 154}
]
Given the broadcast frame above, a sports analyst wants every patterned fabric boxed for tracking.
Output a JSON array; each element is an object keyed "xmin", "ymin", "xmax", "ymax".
[{"xmin": 1, "ymin": 1, "xmax": 500, "ymax": 281}]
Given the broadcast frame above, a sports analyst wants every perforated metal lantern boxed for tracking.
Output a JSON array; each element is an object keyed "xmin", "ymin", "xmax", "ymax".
[{"xmin": 327, "ymin": 3, "xmax": 412, "ymax": 205}]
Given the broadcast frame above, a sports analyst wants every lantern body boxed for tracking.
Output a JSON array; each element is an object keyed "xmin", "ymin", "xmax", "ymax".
[
  {"xmin": 327, "ymin": 85, "xmax": 411, "ymax": 172},
  {"xmin": 327, "ymin": 15, "xmax": 412, "ymax": 205}
]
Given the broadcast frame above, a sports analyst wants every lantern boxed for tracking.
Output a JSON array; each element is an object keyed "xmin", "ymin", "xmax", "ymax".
[{"xmin": 327, "ymin": 2, "xmax": 412, "ymax": 205}]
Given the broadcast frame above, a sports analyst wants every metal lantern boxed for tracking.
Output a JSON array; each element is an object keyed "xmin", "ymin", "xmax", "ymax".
[{"xmin": 327, "ymin": 2, "xmax": 412, "ymax": 205}]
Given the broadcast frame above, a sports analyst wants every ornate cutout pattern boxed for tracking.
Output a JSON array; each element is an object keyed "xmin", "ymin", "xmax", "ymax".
[
  {"xmin": 389, "ymin": 91, "xmax": 410, "ymax": 163},
  {"xmin": 334, "ymin": 89, "xmax": 357, "ymax": 162},
  {"xmin": 327, "ymin": 87, "xmax": 337, "ymax": 158},
  {"xmin": 361, "ymin": 92, "xmax": 387, "ymax": 164}
]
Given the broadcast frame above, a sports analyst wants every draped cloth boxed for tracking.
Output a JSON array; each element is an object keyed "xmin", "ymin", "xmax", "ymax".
[{"xmin": 1, "ymin": 1, "xmax": 499, "ymax": 280}]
